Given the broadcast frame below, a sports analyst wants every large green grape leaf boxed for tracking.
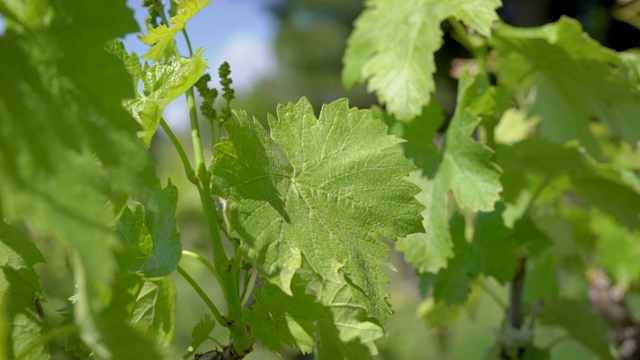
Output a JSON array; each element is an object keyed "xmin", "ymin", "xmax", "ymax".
[
  {"xmin": 244, "ymin": 279, "xmax": 325, "ymax": 354},
  {"xmin": 140, "ymin": 0, "xmax": 211, "ymax": 61},
  {"xmin": 540, "ymin": 298, "xmax": 613, "ymax": 360},
  {"xmin": 397, "ymin": 73, "xmax": 502, "ymax": 274},
  {"xmin": 343, "ymin": 0, "xmax": 501, "ymax": 120},
  {"xmin": 110, "ymin": 42, "xmax": 207, "ymax": 147},
  {"xmin": 117, "ymin": 182, "xmax": 182, "ymax": 278},
  {"xmin": 212, "ymin": 97, "xmax": 423, "ymax": 327},
  {"xmin": 492, "ymin": 17, "xmax": 640, "ymax": 155},
  {"xmin": 0, "ymin": 219, "xmax": 47, "ymax": 360}
]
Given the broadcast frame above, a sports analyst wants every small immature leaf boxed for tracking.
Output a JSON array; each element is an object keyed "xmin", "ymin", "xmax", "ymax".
[
  {"xmin": 492, "ymin": 17, "xmax": 640, "ymax": 155},
  {"xmin": 0, "ymin": 220, "xmax": 47, "ymax": 360},
  {"xmin": 244, "ymin": 279, "xmax": 325, "ymax": 354},
  {"xmin": 213, "ymin": 97, "xmax": 423, "ymax": 328},
  {"xmin": 182, "ymin": 314, "xmax": 215, "ymax": 359},
  {"xmin": 117, "ymin": 182, "xmax": 182, "ymax": 278},
  {"xmin": 130, "ymin": 278, "xmax": 176, "ymax": 345},
  {"xmin": 140, "ymin": 0, "xmax": 211, "ymax": 61},
  {"xmin": 540, "ymin": 298, "xmax": 613, "ymax": 360},
  {"xmin": 343, "ymin": 0, "xmax": 501, "ymax": 119},
  {"xmin": 122, "ymin": 50, "xmax": 207, "ymax": 147}
]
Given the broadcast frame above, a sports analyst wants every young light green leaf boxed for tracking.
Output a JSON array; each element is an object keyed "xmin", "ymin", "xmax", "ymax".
[
  {"xmin": 0, "ymin": 220, "xmax": 47, "ymax": 360},
  {"xmin": 343, "ymin": 0, "xmax": 501, "ymax": 119},
  {"xmin": 397, "ymin": 73, "xmax": 502, "ymax": 274},
  {"xmin": 117, "ymin": 182, "xmax": 182, "ymax": 278},
  {"xmin": 140, "ymin": 0, "xmax": 211, "ymax": 61},
  {"xmin": 213, "ymin": 97, "xmax": 423, "ymax": 327},
  {"xmin": 182, "ymin": 314, "xmax": 215, "ymax": 359},
  {"xmin": 492, "ymin": 17, "xmax": 640, "ymax": 155},
  {"xmin": 244, "ymin": 280, "xmax": 325, "ymax": 354},
  {"xmin": 540, "ymin": 298, "xmax": 614, "ymax": 360},
  {"xmin": 123, "ymin": 50, "xmax": 207, "ymax": 147},
  {"xmin": 130, "ymin": 278, "xmax": 176, "ymax": 345}
]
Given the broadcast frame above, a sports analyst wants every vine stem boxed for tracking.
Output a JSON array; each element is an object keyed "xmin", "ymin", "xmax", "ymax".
[
  {"xmin": 16, "ymin": 325, "xmax": 77, "ymax": 360},
  {"xmin": 160, "ymin": 118, "xmax": 196, "ymax": 183},
  {"xmin": 182, "ymin": 250, "xmax": 221, "ymax": 282},
  {"xmin": 448, "ymin": 18, "xmax": 478, "ymax": 56},
  {"xmin": 183, "ymin": 40, "xmax": 252, "ymax": 359},
  {"xmin": 177, "ymin": 266, "xmax": 226, "ymax": 326}
]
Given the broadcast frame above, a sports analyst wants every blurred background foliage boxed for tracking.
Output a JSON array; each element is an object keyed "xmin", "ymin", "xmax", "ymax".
[{"xmin": 36, "ymin": 0, "xmax": 640, "ymax": 358}]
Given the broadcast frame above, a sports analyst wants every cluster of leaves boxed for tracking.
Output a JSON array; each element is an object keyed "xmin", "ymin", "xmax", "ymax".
[
  {"xmin": 344, "ymin": 0, "xmax": 640, "ymax": 358},
  {"xmin": 1, "ymin": 0, "xmax": 639, "ymax": 359},
  {"xmin": 0, "ymin": 0, "xmax": 421, "ymax": 359}
]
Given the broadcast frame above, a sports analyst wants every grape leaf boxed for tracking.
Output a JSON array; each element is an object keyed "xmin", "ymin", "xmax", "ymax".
[
  {"xmin": 495, "ymin": 139, "xmax": 640, "ymax": 230},
  {"xmin": 117, "ymin": 182, "xmax": 182, "ymax": 278},
  {"xmin": 110, "ymin": 42, "xmax": 207, "ymax": 147},
  {"xmin": 540, "ymin": 298, "xmax": 613, "ymax": 360},
  {"xmin": 429, "ymin": 209, "xmax": 516, "ymax": 304},
  {"xmin": 212, "ymin": 97, "xmax": 423, "ymax": 327},
  {"xmin": 299, "ymin": 262, "xmax": 384, "ymax": 360},
  {"xmin": 492, "ymin": 17, "xmax": 640, "ymax": 155},
  {"xmin": 70, "ymin": 256, "xmax": 172, "ymax": 360},
  {"xmin": 130, "ymin": 278, "xmax": 176, "ymax": 345},
  {"xmin": 343, "ymin": 0, "xmax": 501, "ymax": 119},
  {"xmin": 140, "ymin": 0, "xmax": 211, "ymax": 61},
  {"xmin": 591, "ymin": 210, "xmax": 640, "ymax": 288},
  {"xmin": 397, "ymin": 73, "xmax": 502, "ymax": 274},
  {"xmin": 182, "ymin": 314, "xmax": 215, "ymax": 359},
  {"xmin": 0, "ymin": 219, "xmax": 47, "ymax": 360},
  {"xmin": 244, "ymin": 279, "xmax": 325, "ymax": 354}
]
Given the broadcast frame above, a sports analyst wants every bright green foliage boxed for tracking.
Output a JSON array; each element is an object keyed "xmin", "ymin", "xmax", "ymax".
[
  {"xmin": 496, "ymin": 139, "xmax": 640, "ymax": 229},
  {"xmin": 492, "ymin": 17, "xmax": 640, "ymax": 155},
  {"xmin": 343, "ymin": 0, "xmax": 501, "ymax": 119},
  {"xmin": 182, "ymin": 314, "xmax": 215, "ymax": 359},
  {"xmin": 117, "ymin": 182, "xmax": 182, "ymax": 278},
  {"xmin": 540, "ymin": 298, "xmax": 614, "ymax": 360},
  {"xmin": 140, "ymin": 0, "xmax": 211, "ymax": 61},
  {"xmin": 111, "ymin": 41, "xmax": 207, "ymax": 147},
  {"xmin": 244, "ymin": 279, "xmax": 325, "ymax": 354},
  {"xmin": 592, "ymin": 211, "xmax": 640, "ymax": 288},
  {"xmin": 0, "ymin": 220, "xmax": 46, "ymax": 359},
  {"xmin": 213, "ymin": 97, "xmax": 423, "ymax": 326},
  {"xmin": 0, "ymin": 0, "xmax": 155, "ymax": 302},
  {"xmin": 130, "ymin": 278, "xmax": 176, "ymax": 345},
  {"xmin": 397, "ymin": 73, "xmax": 502, "ymax": 274},
  {"xmin": 425, "ymin": 210, "xmax": 516, "ymax": 304},
  {"xmin": 299, "ymin": 262, "xmax": 384, "ymax": 359}
]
